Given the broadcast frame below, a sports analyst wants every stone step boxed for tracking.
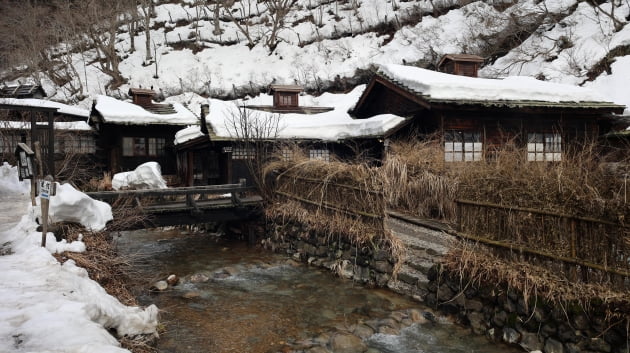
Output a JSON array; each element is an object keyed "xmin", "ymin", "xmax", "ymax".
[
  {"xmin": 386, "ymin": 277, "xmax": 427, "ymax": 302},
  {"xmin": 405, "ymin": 258, "xmax": 434, "ymax": 275},
  {"xmin": 395, "ymin": 264, "xmax": 429, "ymax": 287}
]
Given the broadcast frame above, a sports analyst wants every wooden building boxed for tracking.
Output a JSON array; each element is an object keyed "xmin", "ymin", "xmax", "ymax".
[
  {"xmin": 174, "ymin": 90, "xmax": 407, "ymax": 186},
  {"xmin": 0, "ymin": 98, "xmax": 95, "ymax": 176},
  {"xmin": 89, "ymin": 88, "xmax": 198, "ymax": 177},
  {"xmin": 353, "ymin": 63, "xmax": 625, "ymax": 161},
  {"xmin": 246, "ymin": 84, "xmax": 334, "ymax": 114}
]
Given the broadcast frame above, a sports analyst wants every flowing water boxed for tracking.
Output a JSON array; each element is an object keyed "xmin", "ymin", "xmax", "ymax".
[{"xmin": 115, "ymin": 228, "xmax": 523, "ymax": 353}]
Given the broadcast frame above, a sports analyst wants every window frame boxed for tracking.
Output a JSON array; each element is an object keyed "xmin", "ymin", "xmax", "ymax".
[
  {"xmin": 527, "ymin": 132, "xmax": 562, "ymax": 162},
  {"xmin": 309, "ymin": 148, "xmax": 330, "ymax": 162},
  {"xmin": 444, "ymin": 130, "xmax": 483, "ymax": 162}
]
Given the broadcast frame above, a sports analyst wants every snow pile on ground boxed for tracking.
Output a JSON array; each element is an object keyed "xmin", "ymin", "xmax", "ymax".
[
  {"xmin": 112, "ymin": 162, "xmax": 168, "ymax": 190},
  {"xmin": 0, "ymin": 162, "xmax": 30, "ymax": 196},
  {"xmin": 380, "ymin": 64, "xmax": 610, "ymax": 103},
  {"xmin": 0, "ymin": 165, "xmax": 158, "ymax": 353},
  {"xmin": 48, "ymin": 183, "xmax": 113, "ymax": 232}
]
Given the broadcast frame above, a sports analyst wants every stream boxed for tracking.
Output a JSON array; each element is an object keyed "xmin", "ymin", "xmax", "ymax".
[{"xmin": 115, "ymin": 228, "xmax": 523, "ymax": 353}]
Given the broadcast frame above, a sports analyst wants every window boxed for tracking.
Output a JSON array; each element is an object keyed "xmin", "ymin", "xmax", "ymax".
[
  {"xmin": 122, "ymin": 137, "xmax": 165, "ymax": 157},
  {"xmin": 233, "ymin": 147, "xmax": 256, "ymax": 160},
  {"xmin": 280, "ymin": 147, "xmax": 293, "ymax": 161},
  {"xmin": 444, "ymin": 131, "xmax": 483, "ymax": 162},
  {"xmin": 309, "ymin": 149, "xmax": 330, "ymax": 162},
  {"xmin": 278, "ymin": 93, "xmax": 294, "ymax": 106},
  {"xmin": 528, "ymin": 133, "xmax": 561, "ymax": 161},
  {"xmin": 64, "ymin": 135, "xmax": 96, "ymax": 154}
]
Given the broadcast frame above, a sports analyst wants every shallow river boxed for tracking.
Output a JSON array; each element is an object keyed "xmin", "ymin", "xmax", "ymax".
[{"xmin": 115, "ymin": 228, "xmax": 522, "ymax": 353}]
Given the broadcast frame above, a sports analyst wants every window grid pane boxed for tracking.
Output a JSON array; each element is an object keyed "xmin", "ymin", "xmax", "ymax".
[
  {"xmin": 309, "ymin": 149, "xmax": 330, "ymax": 162},
  {"xmin": 444, "ymin": 131, "xmax": 482, "ymax": 162},
  {"xmin": 527, "ymin": 133, "xmax": 561, "ymax": 162},
  {"xmin": 233, "ymin": 147, "xmax": 256, "ymax": 160}
]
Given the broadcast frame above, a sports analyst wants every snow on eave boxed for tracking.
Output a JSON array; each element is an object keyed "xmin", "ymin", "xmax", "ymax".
[
  {"xmin": 93, "ymin": 95, "xmax": 198, "ymax": 126},
  {"xmin": 0, "ymin": 98, "xmax": 90, "ymax": 119},
  {"xmin": 0, "ymin": 120, "xmax": 94, "ymax": 131},
  {"xmin": 378, "ymin": 64, "xmax": 624, "ymax": 110}
]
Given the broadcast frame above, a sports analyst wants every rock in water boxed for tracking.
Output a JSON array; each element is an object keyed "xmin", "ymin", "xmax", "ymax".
[
  {"xmin": 153, "ymin": 280, "xmax": 168, "ymax": 291},
  {"xmin": 330, "ymin": 333, "xmax": 367, "ymax": 353},
  {"xmin": 166, "ymin": 274, "xmax": 179, "ymax": 286}
]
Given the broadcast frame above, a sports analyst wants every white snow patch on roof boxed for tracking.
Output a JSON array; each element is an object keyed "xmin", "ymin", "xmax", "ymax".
[
  {"xmin": 0, "ymin": 98, "xmax": 90, "ymax": 118},
  {"xmin": 93, "ymin": 95, "xmax": 197, "ymax": 125},
  {"xmin": 199, "ymin": 85, "xmax": 407, "ymax": 142},
  {"xmin": 380, "ymin": 64, "xmax": 612, "ymax": 103},
  {"xmin": 1, "ymin": 120, "xmax": 93, "ymax": 131},
  {"xmin": 174, "ymin": 125, "xmax": 205, "ymax": 145}
]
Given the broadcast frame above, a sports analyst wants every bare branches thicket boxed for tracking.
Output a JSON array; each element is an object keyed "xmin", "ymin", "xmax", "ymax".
[
  {"xmin": 224, "ymin": 103, "xmax": 281, "ymax": 195},
  {"xmin": 263, "ymin": 0, "xmax": 298, "ymax": 52}
]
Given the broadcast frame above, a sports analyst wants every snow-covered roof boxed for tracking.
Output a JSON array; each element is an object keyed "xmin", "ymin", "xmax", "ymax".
[
  {"xmin": 0, "ymin": 98, "xmax": 89, "ymax": 118},
  {"xmin": 92, "ymin": 95, "xmax": 198, "ymax": 126},
  {"xmin": 379, "ymin": 64, "xmax": 624, "ymax": 109},
  {"xmin": 1, "ymin": 120, "xmax": 93, "ymax": 131},
  {"xmin": 174, "ymin": 86, "xmax": 408, "ymax": 145}
]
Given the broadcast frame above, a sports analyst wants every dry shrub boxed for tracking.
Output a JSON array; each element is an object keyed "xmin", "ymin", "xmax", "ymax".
[
  {"xmin": 442, "ymin": 240, "xmax": 630, "ymax": 322},
  {"xmin": 381, "ymin": 137, "xmax": 457, "ymax": 220},
  {"xmin": 83, "ymin": 172, "xmax": 113, "ymax": 192}
]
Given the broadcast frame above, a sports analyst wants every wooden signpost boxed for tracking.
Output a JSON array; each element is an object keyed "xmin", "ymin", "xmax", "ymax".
[{"xmin": 39, "ymin": 176, "xmax": 54, "ymax": 248}]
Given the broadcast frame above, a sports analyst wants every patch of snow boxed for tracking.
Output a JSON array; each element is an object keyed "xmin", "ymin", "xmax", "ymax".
[
  {"xmin": 0, "ymin": 98, "xmax": 90, "ymax": 119},
  {"xmin": 586, "ymin": 55, "xmax": 630, "ymax": 115},
  {"xmin": 0, "ymin": 120, "xmax": 93, "ymax": 131},
  {"xmin": 93, "ymin": 95, "xmax": 197, "ymax": 125},
  {"xmin": 174, "ymin": 125, "xmax": 205, "ymax": 145},
  {"xmin": 0, "ymin": 162, "xmax": 30, "ymax": 196},
  {"xmin": 380, "ymin": 64, "xmax": 613, "ymax": 103},
  {"xmin": 0, "ymin": 167, "xmax": 157, "ymax": 353},
  {"xmin": 44, "ymin": 183, "xmax": 113, "ymax": 232},
  {"xmin": 112, "ymin": 161, "xmax": 168, "ymax": 190}
]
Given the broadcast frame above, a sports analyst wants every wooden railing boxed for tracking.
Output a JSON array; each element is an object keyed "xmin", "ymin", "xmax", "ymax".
[{"xmin": 456, "ymin": 199, "xmax": 630, "ymax": 286}]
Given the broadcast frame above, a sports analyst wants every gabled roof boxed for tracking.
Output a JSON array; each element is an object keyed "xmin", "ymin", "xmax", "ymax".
[
  {"xmin": 91, "ymin": 95, "xmax": 197, "ymax": 126},
  {"xmin": 269, "ymin": 84, "xmax": 303, "ymax": 93},
  {"xmin": 357, "ymin": 64, "xmax": 625, "ymax": 112},
  {"xmin": 437, "ymin": 54, "xmax": 484, "ymax": 67},
  {"xmin": 0, "ymin": 84, "xmax": 46, "ymax": 98}
]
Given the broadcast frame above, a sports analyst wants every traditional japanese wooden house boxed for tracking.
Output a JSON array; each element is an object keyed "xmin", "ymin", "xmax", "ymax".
[
  {"xmin": 89, "ymin": 88, "xmax": 198, "ymax": 177},
  {"xmin": 353, "ymin": 63, "xmax": 625, "ymax": 162},
  {"xmin": 0, "ymin": 97, "xmax": 95, "ymax": 176},
  {"xmin": 437, "ymin": 54, "xmax": 484, "ymax": 77},
  {"xmin": 174, "ymin": 88, "xmax": 408, "ymax": 186},
  {"xmin": 0, "ymin": 84, "xmax": 47, "ymax": 99}
]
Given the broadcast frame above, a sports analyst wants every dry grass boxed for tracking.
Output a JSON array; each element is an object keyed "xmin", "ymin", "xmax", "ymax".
[{"xmin": 442, "ymin": 240, "xmax": 630, "ymax": 323}]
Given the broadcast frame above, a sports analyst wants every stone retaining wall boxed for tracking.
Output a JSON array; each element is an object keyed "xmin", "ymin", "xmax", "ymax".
[
  {"xmin": 425, "ymin": 268, "xmax": 629, "ymax": 353},
  {"xmin": 261, "ymin": 219, "xmax": 398, "ymax": 286}
]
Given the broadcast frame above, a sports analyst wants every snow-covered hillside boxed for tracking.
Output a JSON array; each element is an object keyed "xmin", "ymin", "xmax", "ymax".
[{"xmin": 2, "ymin": 0, "xmax": 629, "ymax": 113}]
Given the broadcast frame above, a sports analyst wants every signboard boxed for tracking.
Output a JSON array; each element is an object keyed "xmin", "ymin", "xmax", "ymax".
[{"xmin": 39, "ymin": 180, "xmax": 52, "ymax": 200}]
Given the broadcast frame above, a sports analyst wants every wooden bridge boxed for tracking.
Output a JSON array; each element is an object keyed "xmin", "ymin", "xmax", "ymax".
[{"xmin": 86, "ymin": 183, "xmax": 263, "ymax": 230}]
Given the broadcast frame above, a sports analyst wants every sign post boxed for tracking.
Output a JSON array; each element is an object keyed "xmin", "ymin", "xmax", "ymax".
[
  {"xmin": 14, "ymin": 143, "xmax": 36, "ymax": 206},
  {"xmin": 39, "ymin": 176, "xmax": 54, "ymax": 248}
]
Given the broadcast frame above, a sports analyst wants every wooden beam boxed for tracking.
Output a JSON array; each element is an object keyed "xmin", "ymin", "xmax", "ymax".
[{"xmin": 86, "ymin": 184, "xmax": 255, "ymax": 200}]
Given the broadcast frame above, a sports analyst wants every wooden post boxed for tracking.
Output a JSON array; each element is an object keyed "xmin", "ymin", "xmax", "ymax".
[
  {"xmin": 39, "ymin": 175, "xmax": 54, "ymax": 247},
  {"xmin": 569, "ymin": 218, "xmax": 577, "ymax": 282},
  {"xmin": 247, "ymin": 226, "xmax": 256, "ymax": 247}
]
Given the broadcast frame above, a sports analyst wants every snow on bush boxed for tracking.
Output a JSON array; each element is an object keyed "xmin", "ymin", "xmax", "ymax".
[
  {"xmin": 112, "ymin": 162, "xmax": 168, "ymax": 190},
  {"xmin": 48, "ymin": 183, "xmax": 113, "ymax": 232},
  {"xmin": 0, "ymin": 162, "xmax": 30, "ymax": 196}
]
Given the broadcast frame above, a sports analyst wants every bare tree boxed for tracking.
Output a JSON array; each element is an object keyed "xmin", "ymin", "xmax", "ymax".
[
  {"xmin": 263, "ymin": 0, "xmax": 298, "ymax": 52},
  {"xmin": 222, "ymin": 0, "xmax": 258, "ymax": 48},
  {"xmin": 139, "ymin": 0, "xmax": 154, "ymax": 62},
  {"xmin": 225, "ymin": 103, "xmax": 281, "ymax": 194}
]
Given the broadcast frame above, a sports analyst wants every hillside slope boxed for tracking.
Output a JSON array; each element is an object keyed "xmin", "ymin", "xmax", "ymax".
[{"xmin": 1, "ymin": 0, "xmax": 629, "ymax": 113}]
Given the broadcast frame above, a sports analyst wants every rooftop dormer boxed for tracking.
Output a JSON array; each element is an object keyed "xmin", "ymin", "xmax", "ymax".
[
  {"xmin": 128, "ymin": 88, "xmax": 156, "ymax": 107},
  {"xmin": 270, "ymin": 84, "xmax": 303, "ymax": 110},
  {"xmin": 437, "ymin": 54, "xmax": 484, "ymax": 77}
]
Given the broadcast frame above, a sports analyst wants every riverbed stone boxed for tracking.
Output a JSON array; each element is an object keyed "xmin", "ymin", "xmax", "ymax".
[
  {"xmin": 353, "ymin": 324, "xmax": 375, "ymax": 339},
  {"xmin": 378, "ymin": 325, "xmax": 400, "ymax": 335},
  {"xmin": 166, "ymin": 274, "xmax": 179, "ymax": 286},
  {"xmin": 587, "ymin": 338, "xmax": 611, "ymax": 353},
  {"xmin": 189, "ymin": 273, "xmax": 209, "ymax": 283},
  {"xmin": 565, "ymin": 342, "xmax": 582, "ymax": 353},
  {"xmin": 409, "ymin": 309, "xmax": 428, "ymax": 324},
  {"xmin": 436, "ymin": 284, "xmax": 454, "ymax": 301},
  {"xmin": 519, "ymin": 332, "xmax": 543, "ymax": 352},
  {"xmin": 373, "ymin": 261, "xmax": 392, "ymax": 274},
  {"xmin": 467, "ymin": 311, "xmax": 486, "ymax": 335},
  {"xmin": 502, "ymin": 327, "xmax": 521, "ymax": 344},
  {"xmin": 223, "ymin": 266, "xmax": 240, "ymax": 276},
  {"xmin": 308, "ymin": 347, "xmax": 331, "ymax": 353},
  {"xmin": 466, "ymin": 299, "xmax": 484, "ymax": 312},
  {"xmin": 545, "ymin": 338, "xmax": 565, "ymax": 353},
  {"xmin": 152, "ymin": 280, "xmax": 168, "ymax": 291},
  {"xmin": 492, "ymin": 310, "xmax": 508, "ymax": 327},
  {"xmin": 330, "ymin": 333, "xmax": 367, "ymax": 353},
  {"xmin": 390, "ymin": 311, "xmax": 405, "ymax": 323}
]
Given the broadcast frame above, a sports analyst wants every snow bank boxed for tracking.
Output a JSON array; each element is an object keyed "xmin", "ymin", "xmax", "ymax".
[
  {"xmin": 112, "ymin": 162, "xmax": 168, "ymax": 190},
  {"xmin": 48, "ymin": 183, "xmax": 113, "ymax": 232},
  {"xmin": 380, "ymin": 64, "xmax": 610, "ymax": 103},
  {"xmin": 0, "ymin": 162, "xmax": 30, "ymax": 196},
  {"xmin": 0, "ymin": 170, "xmax": 158, "ymax": 353},
  {"xmin": 586, "ymin": 55, "xmax": 630, "ymax": 115},
  {"xmin": 0, "ymin": 98, "xmax": 90, "ymax": 119}
]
